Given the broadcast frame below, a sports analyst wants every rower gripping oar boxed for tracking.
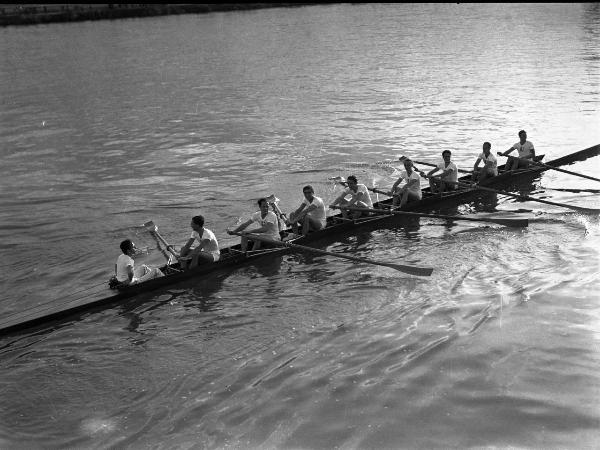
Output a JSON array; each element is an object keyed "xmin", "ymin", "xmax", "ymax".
[
  {"xmin": 399, "ymin": 156, "xmax": 474, "ymax": 175},
  {"xmin": 331, "ymin": 205, "xmax": 529, "ymax": 228},
  {"xmin": 229, "ymin": 231, "xmax": 433, "ymax": 276},
  {"xmin": 143, "ymin": 220, "xmax": 190, "ymax": 261},
  {"xmin": 497, "ymin": 152, "xmax": 600, "ymax": 183},
  {"xmin": 331, "ymin": 177, "xmax": 392, "ymax": 197}
]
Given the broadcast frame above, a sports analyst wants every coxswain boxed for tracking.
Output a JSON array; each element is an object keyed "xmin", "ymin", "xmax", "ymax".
[{"xmin": 114, "ymin": 239, "xmax": 164, "ymax": 286}]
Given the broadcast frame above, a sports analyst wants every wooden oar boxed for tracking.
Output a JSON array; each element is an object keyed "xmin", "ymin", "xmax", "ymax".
[
  {"xmin": 452, "ymin": 180, "xmax": 600, "ymax": 214},
  {"xmin": 331, "ymin": 205, "xmax": 529, "ymax": 227},
  {"xmin": 230, "ymin": 231, "xmax": 433, "ymax": 276},
  {"xmin": 143, "ymin": 220, "xmax": 189, "ymax": 261},
  {"xmin": 497, "ymin": 152, "xmax": 600, "ymax": 183},
  {"xmin": 541, "ymin": 187, "xmax": 600, "ymax": 194}
]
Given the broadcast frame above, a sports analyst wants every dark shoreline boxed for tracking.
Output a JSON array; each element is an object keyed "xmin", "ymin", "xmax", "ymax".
[{"xmin": 0, "ymin": 3, "xmax": 327, "ymax": 27}]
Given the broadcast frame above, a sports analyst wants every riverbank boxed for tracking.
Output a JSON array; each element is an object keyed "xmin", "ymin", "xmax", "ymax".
[{"xmin": 0, "ymin": 3, "xmax": 325, "ymax": 26}]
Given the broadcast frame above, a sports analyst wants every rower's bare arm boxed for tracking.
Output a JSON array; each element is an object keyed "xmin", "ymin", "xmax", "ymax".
[
  {"xmin": 503, "ymin": 146, "xmax": 515, "ymax": 156},
  {"xmin": 330, "ymin": 192, "xmax": 345, "ymax": 206},
  {"xmin": 474, "ymin": 157, "xmax": 482, "ymax": 170},
  {"xmin": 228, "ymin": 219, "xmax": 253, "ymax": 235},
  {"xmin": 180, "ymin": 237, "xmax": 196, "ymax": 256}
]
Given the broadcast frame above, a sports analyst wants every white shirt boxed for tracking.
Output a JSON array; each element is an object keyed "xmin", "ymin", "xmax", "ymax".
[
  {"xmin": 190, "ymin": 227, "xmax": 220, "ymax": 258},
  {"xmin": 511, "ymin": 140, "xmax": 535, "ymax": 158},
  {"xmin": 436, "ymin": 161, "xmax": 458, "ymax": 183},
  {"xmin": 478, "ymin": 152, "xmax": 498, "ymax": 175},
  {"xmin": 302, "ymin": 196, "xmax": 327, "ymax": 227},
  {"xmin": 344, "ymin": 184, "xmax": 373, "ymax": 208},
  {"xmin": 116, "ymin": 253, "xmax": 134, "ymax": 282},
  {"xmin": 401, "ymin": 170, "xmax": 423, "ymax": 198},
  {"xmin": 251, "ymin": 210, "xmax": 281, "ymax": 240}
]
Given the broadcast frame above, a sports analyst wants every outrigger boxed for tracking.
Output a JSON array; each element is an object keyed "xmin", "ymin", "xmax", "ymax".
[{"xmin": 0, "ymin": 144, "xmax": 598, "ymax": 337}]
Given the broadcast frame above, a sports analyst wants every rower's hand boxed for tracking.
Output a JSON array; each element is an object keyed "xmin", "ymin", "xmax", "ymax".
[{"xmin": 226, "ymin": 229, "xmax": 234, "ymax": 235}]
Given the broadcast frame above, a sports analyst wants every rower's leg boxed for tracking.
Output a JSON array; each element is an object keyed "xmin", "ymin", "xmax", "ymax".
[
  {"xmin": 301, "ymin": 216, "xmax": 310, "ymax": 235},
  {"xmin": 339, "ymin": 199, "xmax": 350, "ymax": 218},
  {"xmin": 429, "ymin": 178, "xmax": 437, "ymax": 194},
  {"xmin": 190, "ymin": 251, "xmax": 214, "ymax": 268},
  {"xmin": 399, "ymin": 190, "xmax": 410, "ymax": 208},
  {"xmin": 241, "ymin": 236, "xmax": 249, "ymax": 253}
]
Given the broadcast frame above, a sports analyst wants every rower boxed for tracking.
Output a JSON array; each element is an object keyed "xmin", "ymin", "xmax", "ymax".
[
  {"xmin": 426, "ymin": 150, "xmax": 458, "ymax": 194},
  {"xmin": 502, "ymin": 129, "xmax": 535, "ymax": 171},
  {"xmin": 288, "ymin": 185, "xmax": 327, "ymax": 236},
  {"xmin": 329, "ymin": 175, "xmax": 373, "ymax": 219},
  {"xmin": 473, "ymin": 142, "xmax": 498, "ymax": 183},
  {"xmin": 179, "ymin": 215, "xmax": 220, "ymax": 270},
  {"xmin": 114, "ymin": 239, "xmax": 164, "ymax": 286},
  {"xmin": 391, "ymin": 158, "xmax": 423, "ymax": 208},
  {"xmin": 227, "ymin": 198, "xmax": 281, "ymax": 252}
]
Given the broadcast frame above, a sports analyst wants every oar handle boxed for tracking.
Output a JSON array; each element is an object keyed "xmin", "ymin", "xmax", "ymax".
[
  {"xmin": 407, "ymin": 158, "xmax": 473, "ymax": 175},
  {"xmin": 336, "ymin": 180, "xmax": 391, "ymax": 197}
]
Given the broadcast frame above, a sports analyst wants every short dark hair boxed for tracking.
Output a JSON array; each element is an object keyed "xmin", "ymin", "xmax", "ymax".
[
  {"xmin": 191, "ymin": 215, "xmax": 205, "ymax": 227},
  {"xmin": 442, "ymin": 150, "xmax": 451, "ymax": 157},
  {"xmin": 303, "ymin": 185, "xmax": 313, "ymax": 192},
  {"xmin": 483, "ymin": 142, "xmax": 491, "ymax": 149},
  {"xmin": 518, "ymin": 130, "xmax": 526, "ymax": 136},
  {"xmin": 347, "ymin": 175, "xmax": 358, "ymax": 183},
  {"xmin": 257, "ymin": 198, "xmax": 268, "ymax": 206},
  {"xmin": 120, "ymin": 239, "xmax": 133, "ymax": 254}
]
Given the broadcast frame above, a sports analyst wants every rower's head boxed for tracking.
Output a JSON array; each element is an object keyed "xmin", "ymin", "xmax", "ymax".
[
  {"xmin": 191, "ymin": 215, "xmax": 205, "ymax": 232},
  {"xmin": 257, "ymin": 198, "xmax": 270, "ymax": 214},
  {"xmin": 403, "ymin": 158, "xmax": 414, "ymax": 171},
  {"xmin": 120, "ymin": 239, "xmax": 135, "ymax": 255},
  {"xmin": 442, "ymin": 150, "xmax": 452, "ymax": 162},
  {"xmin": 346, "ymin": 175, "xmax": 358, "ymax": 190},
  {"xmin": 302, "ymin": 185, "xmax": 315, "ymax": 201},
  {"xmin": 483, "ymin": 142, "xmax": 491, "ymax": 155},
  {"xmin": 518, "ymin": 130, "xmax": 527, "ymax": 143}
]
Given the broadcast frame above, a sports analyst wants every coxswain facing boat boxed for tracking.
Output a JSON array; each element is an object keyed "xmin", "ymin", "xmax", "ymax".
[
  {"xmin": 288, "ymin": 185, "xmax": 327, "ymax": 236},
  {"xmin": 426, "ymin": 150, "xmax": 458, "ymax": 194},
  {"xmin": 114, "ymin": 239, "xmax": 164, "ymax": 286},
  {"xmin": 179, "ymin": 215, "xmax": 220, "ymax": 270},
  {"xmin": 330, "ymin": 175, "xmax": 373, "ymax": 219},
  {"xmin": 473, "ymin": 142, "xmax": 498, "ymax": 183},
  {"xmin": 391, "ymin": 158, "xmax": 423, "ymax": 208},
  {"xmin": 227, "ymin": 198, "xmax": 281, "ymax": 252},
  {"xmin": 502, "ymin": 129, "xmax": 535, "ymax": 171}
]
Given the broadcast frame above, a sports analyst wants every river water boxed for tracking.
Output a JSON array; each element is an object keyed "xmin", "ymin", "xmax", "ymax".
[{"xmin": 1, "ymin": 3, "xmax": 599, "ymax": 449}]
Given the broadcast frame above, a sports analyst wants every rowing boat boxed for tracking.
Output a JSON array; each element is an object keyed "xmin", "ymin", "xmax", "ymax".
[{"xmin": 1, "ymin": 143, "xmax": 598, "ymax": 336}]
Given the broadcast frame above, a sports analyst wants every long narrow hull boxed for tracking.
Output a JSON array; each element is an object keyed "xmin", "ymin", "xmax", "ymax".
[{"xmin": 1, "ymin": 144, "xmax": 598, "ymax": 337}]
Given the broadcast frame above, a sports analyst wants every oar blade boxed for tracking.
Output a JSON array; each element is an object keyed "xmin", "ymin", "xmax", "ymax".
[
  {"xmin": 486, "ymin": 217, "xmax": 529, "ymax": 227},
  {"xmin": 383, "ymin": 262, "xmax": 434, "ymax": 276},
  {"xmin": 143, "ymin": 220, "xmax": 157, "ymax": 232}
]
